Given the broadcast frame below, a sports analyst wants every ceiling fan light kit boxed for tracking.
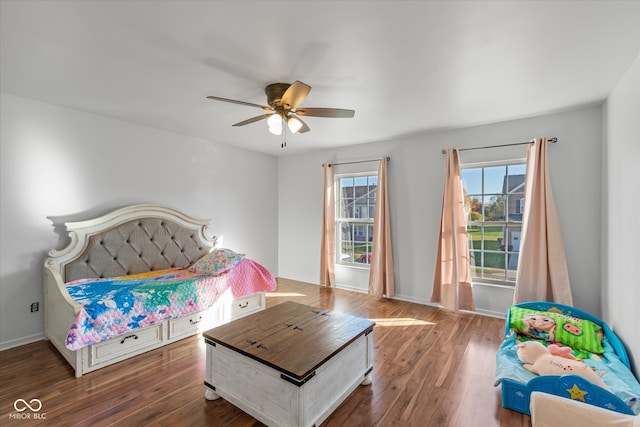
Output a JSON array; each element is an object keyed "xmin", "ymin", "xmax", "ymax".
[
  {"xmin": 267, "ymin": 114, "xmax": 283, "ymax": 135},
  {"xmin": 206, "ymin": 80, "xmax": 355, "ymax": 146},
  {"xmin": 287, "ymin": 116, "xmax": 304, "ymax": 134}
]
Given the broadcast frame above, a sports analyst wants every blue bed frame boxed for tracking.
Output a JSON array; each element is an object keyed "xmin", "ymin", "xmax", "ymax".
[{"xmin": 500, "ymin": 301, "xmax": 635, "ymax": 416}]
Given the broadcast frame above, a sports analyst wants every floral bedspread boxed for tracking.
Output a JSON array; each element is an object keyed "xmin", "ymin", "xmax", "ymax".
[{"xmin": 64, "ymin": 258, "xmax": 276, "ymax": 350}]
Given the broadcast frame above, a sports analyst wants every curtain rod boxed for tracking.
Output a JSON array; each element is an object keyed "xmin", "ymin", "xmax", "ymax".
[
  {"xmin": 441, "ymin": 137, "xmax": 557, "ymax": 154},
  {"xmin": 322, "ymin": 157, "xmax": 390, "ymax": 167}
]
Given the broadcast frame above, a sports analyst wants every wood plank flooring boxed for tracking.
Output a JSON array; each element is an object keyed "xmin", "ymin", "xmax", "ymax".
[{"xmin": 0, "ymin": 278, "xmax": 531, "ymax": 426}]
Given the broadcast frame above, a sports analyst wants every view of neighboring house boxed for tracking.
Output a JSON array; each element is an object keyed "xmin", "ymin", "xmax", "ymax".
[{"xmin": 503, "ymin": 173, "xmax": 525, "ymax": 222}]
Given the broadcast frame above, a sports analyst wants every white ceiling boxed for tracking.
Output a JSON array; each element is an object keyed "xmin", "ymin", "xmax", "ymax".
[{"xmin": 1, "ymin": 1, "xmax": 639, "ymax": 156}]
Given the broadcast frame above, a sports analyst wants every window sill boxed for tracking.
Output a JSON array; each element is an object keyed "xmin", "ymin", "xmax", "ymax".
[
  {"xmin": 472, "ymin": 281, "xmax": 515, "ymax": 290},
  {"xmin": 336, "ymin": 263, "xmax": 370, "ymax": 270}
]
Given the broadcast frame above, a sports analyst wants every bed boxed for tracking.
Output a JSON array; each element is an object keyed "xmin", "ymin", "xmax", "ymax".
[
  {"xmin": 44, "ymin": 204, "xmax": 276, "ymax": 377},
  {"xmin": 495, "ymin": 301, "xmax": 640, "ymax": 417}
]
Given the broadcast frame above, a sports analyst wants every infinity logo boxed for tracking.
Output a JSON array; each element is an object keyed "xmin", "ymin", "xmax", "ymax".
[{"xmin": 14, "ymin": 398, "xmax": 42, "ymax": 412}]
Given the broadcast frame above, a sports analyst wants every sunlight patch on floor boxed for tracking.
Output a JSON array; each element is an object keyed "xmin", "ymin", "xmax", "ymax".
[
  {"xmin": 265, "ymin": 292, "xmax": 307, "ymax": 297},
  {"xmin": 369, "ymin": 318, "xmax": 435, "ymax": 327}
]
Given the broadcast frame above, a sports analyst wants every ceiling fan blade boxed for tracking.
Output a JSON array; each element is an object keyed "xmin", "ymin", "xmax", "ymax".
[
  {"xmin": 293, "ymin": 107, "xmax": 355, "ymax": 118},
  {"xmin": 280, "ymin": 80, "xmax": 311, "ymax": 110},
  {"xmin": 207, "ymin": 95, "xmax": 271, "ymax": 111},
  {"xmin": 295, "ymin": 117, "xmax": 310, "ymax": 133},
  {"xmin": 232, "ymin": 114, "xmax": 273, "ymax": 127}
]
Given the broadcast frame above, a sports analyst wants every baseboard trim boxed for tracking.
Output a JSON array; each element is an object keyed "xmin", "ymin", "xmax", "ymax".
[{"xmin": 0, "ymin": 333, "xmax": 45, "ymax": 352}]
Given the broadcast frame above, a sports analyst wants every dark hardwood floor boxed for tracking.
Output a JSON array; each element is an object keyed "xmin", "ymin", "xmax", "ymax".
[{"xmin": 0, "ymin": 278, "xmax": 531, "ymax": 426}]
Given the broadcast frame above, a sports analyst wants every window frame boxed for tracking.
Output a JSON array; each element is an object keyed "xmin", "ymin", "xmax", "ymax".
[
  {"xmin": 334, "ymin": 171, "xmax": 378, "ymax": 267},
  {"xmin": 461, "ymin": 158, "xmax": 526, "ymax": 286}
]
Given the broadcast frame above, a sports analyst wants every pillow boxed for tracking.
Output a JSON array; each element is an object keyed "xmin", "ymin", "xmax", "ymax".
[
  {"xmin": 509, "ymin": 306, "xmax": 604, "ymax": 354},
  {"xmin": 188, "ymin": 248, "xmax": 245, "ymax": 276}
]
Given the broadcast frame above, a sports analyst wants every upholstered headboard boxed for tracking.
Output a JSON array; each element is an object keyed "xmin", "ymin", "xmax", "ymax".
[{"xmin": 46, "ymin": 205, "xmax": 216, "ymax": 282}]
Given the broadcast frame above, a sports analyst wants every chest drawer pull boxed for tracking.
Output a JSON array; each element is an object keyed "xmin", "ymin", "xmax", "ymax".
[
  {"xmin": 238, "ymin": 301, "xmax": 249, "ymax": 309},
  {"xmin": 120, "ymin": 334, "xmax": 139, "ymax": 344},
  {"xmin": 190, "ymin": 316, "xmax": 202, "ymax": 325}
]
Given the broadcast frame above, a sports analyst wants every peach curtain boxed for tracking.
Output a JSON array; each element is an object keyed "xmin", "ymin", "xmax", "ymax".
[
  {"xmin": 319, "ymin": 163, "xmax": 335, "ymax": 287},
  {"xmin": 431, "ymin": 148, "xmax": 475, "ymax": 311},
  {"xmin": 369, "ymin": 157, "xmax": 395, "ymax": 298},
  {"xmin": 514, "ymin": 138, "xmax": 573, "ymax": 305}
]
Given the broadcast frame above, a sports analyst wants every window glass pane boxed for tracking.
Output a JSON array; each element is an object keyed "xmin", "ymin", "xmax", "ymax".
[
  {"xmin": 340, "ymin": 241, "xmax": 354, "ymax": 263},
  {"xmin": 354, "ymin": 240, "xmax": 371, "ymax": 264},
  {"xmin": 506, "ymin": 192, "xmax": 525, "ymax": 221},
  {"xmin": 369, "ymin": 175, "xmax": 378, "ymax": 187},
  {"xmin": 482, "ymin": 265, "xmax": 506, "ymax": 282},
  {"xmin": 469, "ymin": 250, "xmax": 481, "ymax": 268},
  {"xmin": 508, "ymin": 164, "xmax": 526, "ymax": 176},
  {"xmin": 339, "ymin": 177, "xmax": 353, "ymax": 188},
  {"xmin": 338, "ymin": 199, "xmax": 352, "ymax": 219},
  {"xmin": 461, "ymin": 168, "xmax": 482, "ymax": 195},
  {"xmin": 340, "ymin": 223, "xmax": 353, "ymax": 241},
  {"xmin": 354, "ymin": 176, "xmax": 368, "ymax": 187},
  {"xmin": 483, "ymin": 225, "xmax": 504, "ymax": 251},
  {"xmin": 467, "ymin": 225, "xmax": 481, "ymax": 250},
  {"xmin": 483, "ymin": 195, "xmax": 505, "ymax": 221},
  {"xmin": 506, "ymin": 226, "xmax": 522, "ymax": 252},
  {"xmin": 467, "ymin": 196, "xmax": 483, "ymax": 222},
  {"xmin": 507, "ymin": 254, "xmax": 519, "ymax": 279},
  {"xmin": 484, "ymin": 166, "xmax": 506, "ymax": 194}
]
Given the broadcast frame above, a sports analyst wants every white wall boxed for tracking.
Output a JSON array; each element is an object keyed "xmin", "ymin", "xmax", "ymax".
[
  {"xmin": 0, "ymin": 93, "xmax": 279, "ymax": 350},
  {"xmin": 279, "ymin": 106, "xmax": 603, "ymax": 317},
  {"xmin": 603, "ymin": 55, "xmax": 640, "ymax": 374}
]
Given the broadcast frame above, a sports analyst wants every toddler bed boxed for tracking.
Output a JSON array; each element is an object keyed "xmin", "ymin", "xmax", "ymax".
[
  {"xmin": 495, "ymin": 301, "xmax": 640, "ymax": 416},
  {"xmin": 44, "ymin": 204, "xmax": 276, "ymax": 377}
]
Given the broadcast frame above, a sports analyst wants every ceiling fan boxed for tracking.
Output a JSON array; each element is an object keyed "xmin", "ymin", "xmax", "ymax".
[{"xmin": 206, "ymin": 80, "xmax": 355, "ymax": 140}]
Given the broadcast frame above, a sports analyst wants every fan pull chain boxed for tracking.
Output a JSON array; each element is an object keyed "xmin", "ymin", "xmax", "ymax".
[{"xmin": 281, "ymin": 116, "xmax": 287, "ymax": 148}]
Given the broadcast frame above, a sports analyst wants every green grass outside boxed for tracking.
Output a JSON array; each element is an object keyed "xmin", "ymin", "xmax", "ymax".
[{"xmin": 467, "ymin": 227, "xmax": 505, "ymax": 269}]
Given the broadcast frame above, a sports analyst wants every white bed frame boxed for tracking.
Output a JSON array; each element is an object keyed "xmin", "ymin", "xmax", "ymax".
[{"xmin": 44, "ymin": 204, "xmax": 266, "ymax": 377}]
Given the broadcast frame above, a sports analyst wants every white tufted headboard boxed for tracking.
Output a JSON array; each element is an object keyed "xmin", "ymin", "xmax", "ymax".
[{"xmin": 46, "ymin": 204, "xmax": 216, "ymax": 282}]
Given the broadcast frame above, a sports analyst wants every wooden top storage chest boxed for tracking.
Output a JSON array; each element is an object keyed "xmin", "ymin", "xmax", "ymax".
[{"xmin": 203, "ymin": 301, "xmax": 375, "ymax": 385}]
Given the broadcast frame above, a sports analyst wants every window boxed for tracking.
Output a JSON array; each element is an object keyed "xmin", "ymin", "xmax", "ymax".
[
  {"xmin": 336, "ymin": 173, "xmax": 377, "ymax": 266},
  {"xmin": 461, "ymin": 161, "xmax": 526, "ymax": 285}
]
